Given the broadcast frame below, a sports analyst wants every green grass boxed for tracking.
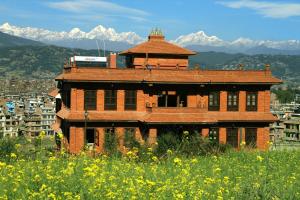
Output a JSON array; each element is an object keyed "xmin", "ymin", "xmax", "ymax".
[{"xmin": 1, "ymin": 149, "xmax": 300, "ymax": 199}]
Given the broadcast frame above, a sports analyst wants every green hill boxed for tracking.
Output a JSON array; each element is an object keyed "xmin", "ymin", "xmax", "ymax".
[{"xmin": 0, "ymin": 31, "xmax": 44, "ymax": 47}]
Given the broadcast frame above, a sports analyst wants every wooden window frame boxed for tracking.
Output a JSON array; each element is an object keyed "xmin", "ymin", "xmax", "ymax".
[
  {"xmin": 226, "ymin": 128, "xmax": 239, "ymax": 148},
  {"xmin": 209, "ymin": 128, "xmax": 219, "ymax": 143},
  {"xmin": 84, "ymin": 90, "xmax": 97, "ymax": 110},
  {"xmin": 245, "ymin": 128, "xmax": 257, "ymax": 147},
  {"xmin": 104, "ymin": 90, "xmax": 117, "ymax": 110},
  {"xmin": 125, "ymin": 90, "xmax": 137, "ymax": 110},
  {"xmin": 208, "ymin": 91, "xmax": 220, "ymax": 111},
  {"xmin": 227, "ymin": 91, "xmax": 239, "ymax": 111},
  {"xmin": 246, "ymin": 91, "xmax": 258, "ymax": 111}
]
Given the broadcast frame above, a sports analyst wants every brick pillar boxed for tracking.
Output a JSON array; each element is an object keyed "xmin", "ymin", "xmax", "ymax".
[
  {"xmin": 264, "ymin": 90, "xmax": 271, "ymax": 112},
  {"xmin": 257, "ymin": 127, "xmax": 269, "ymax": 150},
  {"xmin": 202, "ymin": 128, "xmax": 209, "ymax": 137},
  {"xmin": 95, "ymin": 128, "xmax": 105, "ymax": 153},
  {"xmin": 117, "ymin": 90, "xmax": 125, "ymax": 111},
  {"xmin": 70, "ymin": 88, "xmax": 77, "ymax": 111},
  {"xmin": 137, "ymin": 90, "xmax": 146, "ymax": 111},
  {"xmin": 77, "ymin": 89, "xmax": 84, "ymax": 111},
  {"xmin": 109, "ymin": 53, "xmax": 117, "ymax": 68},
  {"xmin": 116, "ymin": 127, "xmax": 125, "ymax": 152},
  {"xmin": 219, "ymin": 128, "xmax": 226, "ymax": 144},
  {"xmin": 258, "ymin": 91, "xmax": 265, "ymax": 112},
  {"xmin": 69, "ymin": 127, "xmax": 84, "ymax": 154},
  {"xmin": 148, "ymin": 128, "xmax": 157, "ymax": 145},
  {"xmin": 187, "ymin": 95, "xmax": 197, "ymax": 107},
  {"xmin": 239, "ymin": 91, "xmax": 246, "ymax": 112},
  {"xmin": 135, "ymin": 127, "xmax": 145, "ymax": 144},
  {"xmin": 220, "ymin": 91, "xmax": 227, "ymax": 112},
  {"xmin": 97, "ymin": 90, "xmax": 104, "ymax": 111}
]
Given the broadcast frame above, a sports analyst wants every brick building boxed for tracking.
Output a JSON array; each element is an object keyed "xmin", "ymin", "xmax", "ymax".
[{"xmin": 53, "ymin": 31, "xmax": 282, "ymax": 153}]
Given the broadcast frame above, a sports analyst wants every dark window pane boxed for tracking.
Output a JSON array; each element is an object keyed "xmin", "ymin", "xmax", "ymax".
[
  {"xmin": 209, "ymin": 128, "xmax": 219, "ymax": 143},
  {"xmin": 208, "ymin": 91, "xmax": 220, "ymax": 111},
  {"xmin": 84, "ymin": 90, "xmax": 97, "ymax": 110},
  {"xmin": 227, "ymin": 128, "xmax": 238, "ymax": 148},
  {"xmin": 105, "ymin": 90, "xmax": 117, "ymax": 110},
  {"xmin": 86, "ymin": 128, "xmax": 95, "ymax": 144},
  {"xmin": 245, "ymin": 128, "xmax": 257, "ymax": 147},
  {"xmin": 227, "ymin": 91, "xmax": 239, "ymax": 111},
  {"xmin": 246, "ymin": 92, "xmax": 258, "ymax": 111},
  {"xmin": 125, "ymin": 90, "xmax": 137, "ymax": 110}
]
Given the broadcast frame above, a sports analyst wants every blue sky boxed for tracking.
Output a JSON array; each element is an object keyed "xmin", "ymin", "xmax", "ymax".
[{"xmin": 1, "ymin": 0, "xmax": 300, "ymax": 40}]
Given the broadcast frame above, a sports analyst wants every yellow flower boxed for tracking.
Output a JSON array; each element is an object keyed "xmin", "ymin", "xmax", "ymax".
[
  {"xmin": 167, "ymin": 149, "xmax": 173, "ymax": 155},
  {"xmin": 10, "ymin": 153, "xmax": 17, "ymax": 159},
  {"xmin": 152, "ymin": 156, "xmax": 158, "ymax": 162},
  {"xmin": 173, "ymin": 157, "xmax": 182, "ymax": 166},
  {"xmin": 58, "ymin": 132, "xmax": 64, "ymax": 139},
  {"xmin": 39, "ymin": 131, "xmax": 46, "ymax": 139},
  {"xmin": 257, "ymin": 155, "xmax": 264, "ymax": 162},
  {"xmin": 223, "ymin": 176, "xmax": 229, "ymax": 184},
  {"xmin": 15, "ymin": 144, "xmax": 21, "ymax": 149}
]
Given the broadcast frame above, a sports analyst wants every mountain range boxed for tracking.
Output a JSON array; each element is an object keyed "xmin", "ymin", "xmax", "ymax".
[{"xmin": 1, "ymin": 22, "xmax": 300, "ymax": 55}]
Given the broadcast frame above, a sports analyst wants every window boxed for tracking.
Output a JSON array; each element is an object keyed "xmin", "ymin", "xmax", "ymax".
[
  {"xmin": 209, "ymin": 128, "xmax": 219, "ymax": 143},
  {"xmin": 227, "ymin": 91, "xmax": 239, "ymax": 111},
  {"xmin": 246, "ymin": 92, "xmax": 257, "ymax": 111},
  {"xmin": 104, "ymin": 90, "xmax": 117, "ymax": 110},
  {"xmin": 125, "ymin": 90, "xmax": 137, "ymax": 110},
  {"xmin": 84, "ymin": 90, "xmax": 97, "ymax": 110},
  {"xmin": 226, "ymin": 128, "xmax": 238, "ymax": 148},
  {"xmin": 208, "ymin": 91, "xmax": 220, "ymax": 111},
  {"xmin": 245, "ymin": 128, "xmax": 257, "ymax": 147},
  {"xmin": 157, "ymin": 91, "xmax": 187, "ymax": 107},
  {"xmin": 86, "ymin": 128, "xmax": 95, "ymax": 144}
]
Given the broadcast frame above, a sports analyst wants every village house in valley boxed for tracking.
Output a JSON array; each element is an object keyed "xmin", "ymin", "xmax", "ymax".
[{"xmin": 53, "ymin": 30, "xmax": 282, "ymax": 153}]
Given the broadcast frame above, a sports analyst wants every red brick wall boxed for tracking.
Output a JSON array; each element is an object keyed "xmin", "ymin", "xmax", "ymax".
[
  {"xmin": 137, "ymin": 90, "xmax": 146, "ymax": 111},
  {"xmin": 202, "ymin": 128, "xmax": 209, "ymax": 137},
  {"xmin": 220, "ymin": 91, "xmax": 227, "ymax": 112},
  {"xmin": 239, "ymin": 91, "xmax": 246, "ymax": 112},
  {"xmin": 187, "ymin": 95, "xmax": 197, "ymax": 107},
  {"xmin": 117, "ymin": 90, "xmax": 125, "ymax": 111},
  {"xmin": 264, "ymin": 90, "xmax": 271, "ymax": 112},
  {"xmin": 258, "ymin": 91, "xmax": 265, "ymax": 112},
  {"xmin": 97, "ymin": 90, "xmax": 104, "ymax": 111},
  {"xmin": 257, "ymin": 127, "xmax": 269, "ymax": 150},
  {"xmin": 69, "ymin": 126, "xmax": 84, "ymax": 154},
  {"xmin": 219, "ymin": 128, "xmax": 226, "ymax": 144},
  {"xmin": 148, "ymin": 128, "xmax": 157, "ymax": 145}
]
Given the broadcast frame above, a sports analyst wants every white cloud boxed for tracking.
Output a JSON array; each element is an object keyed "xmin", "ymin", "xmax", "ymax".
[
  {"xmin": 217, "ymin": 0, "xmax": 300, "ymax": 18},
  {"xmin": 47, "ymin": 0, "xmax": 149, "ymax": 16}
]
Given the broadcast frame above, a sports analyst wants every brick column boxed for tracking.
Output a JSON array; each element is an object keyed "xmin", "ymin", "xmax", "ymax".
[
  {"xmin": 257, "ymin": 127, "xmax": 269, "ymax": 150},
  {"xmin": 219, "ymin": 128, "xmax": 226, "ymax": 144},
  {"xmin": 137, "ymin": 90, "xmax": 146, "ymax": 111},
  {"xmin": 239, "ymin": 91, "xmax": 246, "ymax": 112},
  {"xmin": 135, "ymin": 127, "xmax": 145, "ymax": 144},
  {"xmin": 117, "ymin": 90, "xmax": 125, "ymax": 111},
  {"xmin": 258, "ymin": 91, "xmax": 265, "ymax": 112},
  {"xmin": 77, "ymin": 89, "xmax": 84, "ymax": 111},
  {"xmin": 116, "ymin": 127, "xmax": 125, "ymax": 151},
  {"xmin": 202, "ymin": 128, "xmax": 209, "ymax": 137},
  {"xmin": 69, "ymin": 127, "xmax": 84, "ymax": 154},
  {"xmin": 264, "ymin": 90, "xmax": 271, "ymax": 112},
  {"xmin": 148, "ymin": 128, "xmax": 157, "ymax": 145},
  {"xmin": 95, "ymin": 128, "xmax": 105, "ymax": 153},
  {"xmin": 220, "ymin": 91, "xmax": 227, "ymax": 112},
  {"xmin": 70, "ymin": 88, "xmax": 77, "ymax": 111},
  {"xmin": 97, "ymin": 90, "xmax": 104, "ymax": 111},
  {"xmin": 187, "ymin": 95, "xmax": 197, "ymax": 107}
]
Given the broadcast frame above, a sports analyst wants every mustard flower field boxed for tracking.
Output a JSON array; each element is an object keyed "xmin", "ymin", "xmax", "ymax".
[{"xmin": 1, "ymin": 149, "xmax": 300, "ymax": 200}]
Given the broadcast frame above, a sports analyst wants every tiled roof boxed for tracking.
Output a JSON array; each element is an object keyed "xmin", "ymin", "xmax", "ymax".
[
  {"xmin": 57, "ymin": 107, "xmax": 278, "ymax": 123},
  {"xmin": 119, "ymin": 35, "xmax": 196, "ymax": 55},
  {"xmin": 56, "ymin": 68, "xmax": 282, "ymax": 84},
  {"xmin": 48, "ymin": 89, "xmax": 59, "ymax": 98}
]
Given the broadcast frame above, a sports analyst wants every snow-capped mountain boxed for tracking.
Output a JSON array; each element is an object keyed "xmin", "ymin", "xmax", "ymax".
[
  {"xmin": 1, "ymin": 22, "xmax": 300, "ymax": 54},
  {"xmin": 0, "ymin": 22, "xmax": 144, "ymax": 50}
]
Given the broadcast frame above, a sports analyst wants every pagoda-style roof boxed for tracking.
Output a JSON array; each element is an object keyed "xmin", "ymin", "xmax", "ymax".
[{"xmin": 119, "ymin": 33, "xmax": 196, "ymax": 56}]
